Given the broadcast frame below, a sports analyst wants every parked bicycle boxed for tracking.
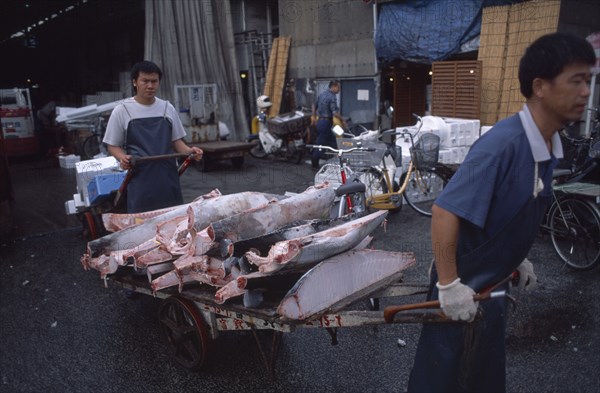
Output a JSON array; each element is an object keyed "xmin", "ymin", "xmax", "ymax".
[
  {"xmin": 346, "ymin": 114, "xmax": 458, "ymax": 217},
  {"xmin": 540, "ymin": 107, "xmax": 600, "ymax": 271},
  {"xmin": 80, "ymin": 116, "xmax": 107, "ymax": 159},
  {"xmin": 308, "ymin": 144, "xmax": 376, "ymax": 218}
]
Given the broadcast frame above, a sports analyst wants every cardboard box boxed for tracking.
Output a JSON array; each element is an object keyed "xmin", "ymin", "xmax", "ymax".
[{"xmin": 87, "ymin": 172, "xmax": 127, "ymax": 205}]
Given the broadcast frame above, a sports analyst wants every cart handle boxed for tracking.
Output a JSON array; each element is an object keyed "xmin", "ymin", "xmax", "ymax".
[{"xmin": 383, "ymin": 271, "xmax": 519, "ymax": 323}]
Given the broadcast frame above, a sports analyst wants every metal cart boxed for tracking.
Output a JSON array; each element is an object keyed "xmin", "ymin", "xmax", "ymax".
[{"xmin": 112, "ymin": 272, "xmax": 431, "ymax": 381}]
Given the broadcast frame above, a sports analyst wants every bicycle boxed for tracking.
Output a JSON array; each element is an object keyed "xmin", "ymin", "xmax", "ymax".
[
  {"xmin": 540, "ymin": 108, "xmax": 600, "ymax": 271},
  {"xmin": 349, "ymin": 114, "xmax": 458, "ymax": 217},
  {"xmin": 308, "ymin": 144, "xmax": 376, "ymax": 218},
  {"xmin": 81, "ymin": 116, "xmax": 108, "ymax": 159}
]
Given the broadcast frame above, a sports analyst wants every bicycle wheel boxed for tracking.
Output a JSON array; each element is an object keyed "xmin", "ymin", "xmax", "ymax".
[
  {"xmin": 285, "ymin": 140, "xmax": 303, "ymax": 164},
  {"xmin": 82, "ymin": 134, "xmax": 101, "ymax": 159},
  {"xmin": 549, "ymin": 196, "xmax": 600, "ymax": 271},
  {"xmin": 249, "ymin": 140, "xmax": 268, "ymax": 158},
  {"xmin": 403, "ymin": 167, "xmax": 447, "ymax": 217},
  {"xmin": 359, "ymin": 168, "xmax": 402, "ymax": 210}
]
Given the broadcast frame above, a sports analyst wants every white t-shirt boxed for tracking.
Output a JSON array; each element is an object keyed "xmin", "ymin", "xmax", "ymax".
[{"xmin": 103, "ymin": 97, "xmax": 187, "ymax": 147}]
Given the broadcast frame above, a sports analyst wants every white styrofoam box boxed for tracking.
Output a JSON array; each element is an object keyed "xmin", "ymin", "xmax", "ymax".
[
  {"xmin": 75, "ymin": 156, "xmax": 120, "ymax": 205},
  {"xmin": 451, "ymin": 148, "xmax": 461, "ymax": 164},
  {"xmin": 458, "ymin": 129, "xmax": 467, "ymax": 146},
  {"xmin": 59, "ymin": 154, "xmax": 80, "ymax": 169},
  {"xmin": 443, "ymin": 122, "xmax": 460, "ymax": 148},
  {"xmin": 438, "ymin": 148, "xmax": 453, "ymax": 164},
  {"xmin": 420, "ymin": 116, "xmax": 450, "ymax": 147},
  {"xmin": 481, "ymin": 125, "xmax": 493, "ymax": 136},
  {"xmin": 472, "ymin": 119, "xmax": 481, "ymax": 135},
  {"xmin": 460, "ymin": 147, "xmax": 469, "ymax": 162},
  {"xmin": 443, "ymin": 118, "xmax": 482, "ymax": 145},
  {"xmin": 64, "ymin": 200, "xmax": 77, "ymax": 215},
  {"xmin": 73, "ymin": 193, "xmax": 86, "ymax": 208}
]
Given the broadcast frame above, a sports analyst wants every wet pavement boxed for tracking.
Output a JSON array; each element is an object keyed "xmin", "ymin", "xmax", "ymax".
[{"xmin": 1, "ymin": 155, "xmax": 599, "ymax": 393}]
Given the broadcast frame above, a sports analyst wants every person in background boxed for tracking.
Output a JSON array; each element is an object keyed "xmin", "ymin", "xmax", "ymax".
[
  {"xmin": 311, "ymin": 80, "xmax": 346, "ymax": 169},
  {"xmin": 251, "ymin": 95, "xmax": 272, "ymax": 134},
  {"xmin": 407, "ymin": 32, "xmax": 595, "ymax": 392},
  {"xmin": 103, "ymin": 60, "xmax": 203, "ymax": 213}
]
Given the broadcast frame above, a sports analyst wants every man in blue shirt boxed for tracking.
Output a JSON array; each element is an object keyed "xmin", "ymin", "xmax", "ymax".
[
  {"xmin": 408, "ymin": 33, "xmax": 596, "ymax": 392},
  {"xmin": 311, "ymin": 80, "xmax": 346, "ymax": 169}
]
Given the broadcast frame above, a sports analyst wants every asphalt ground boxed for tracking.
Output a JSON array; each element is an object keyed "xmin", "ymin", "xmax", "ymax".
[{"xmin": 1, "ymin": 155, "xmax": 599, "ymax": 393}]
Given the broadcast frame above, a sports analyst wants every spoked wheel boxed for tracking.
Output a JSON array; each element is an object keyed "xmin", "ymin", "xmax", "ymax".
[
  {"xmin": 285, "ymin": 140, "xmax": 303, "ymax": 164},
  {"xmin": 549, "ymin": 197, "xmax": 600, "ymax": 271},
  {"xmin": 158, "ymin": 296, "xmax": 210, "ymax": 370},
  {"xmin": 249, "ymin": 140, "xmax": 268, "ymax": 159},
  {"xmin": 82, "ymin": 135, "xmax": 101, "ymax": 160},
  {"xmin": 361, "ymin": 168, "xmax": 402, "ymax": 212},
  {"xmin": 402, "ymin": 168, "xmax": 447, "ymax": 217}
]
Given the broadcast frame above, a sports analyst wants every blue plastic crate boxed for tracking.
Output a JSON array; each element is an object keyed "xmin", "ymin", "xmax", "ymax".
[{"xmin": 87, "ymin": 172, "xmax": 127, "ymax": 205}]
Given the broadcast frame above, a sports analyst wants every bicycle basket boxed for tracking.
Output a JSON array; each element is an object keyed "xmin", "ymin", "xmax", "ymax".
[
  {"xmin": 410, "ymin": 133, "xmax": 440, "ymax": 169},
  {"xmin": 336, "ymin": 138, "xmax": 387, "ymax": 170}
]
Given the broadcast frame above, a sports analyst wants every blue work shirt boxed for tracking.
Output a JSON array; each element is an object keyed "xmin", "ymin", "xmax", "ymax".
[
  {"xmin": 436, "ymin": 105, "xmax": 562, "ymax": 241},
  {"xmin": 315, "ymin": 90, "xmax": 339, "ymax": 118}
]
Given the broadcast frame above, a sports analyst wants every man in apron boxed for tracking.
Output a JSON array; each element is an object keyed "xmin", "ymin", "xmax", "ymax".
[
  {"xmin": 408, "ymin": 33, "xmax": 595, "ymax": 392},
  {"xmin": 103, "ymin": 61, "xmax": 203, "ymax": 213}
]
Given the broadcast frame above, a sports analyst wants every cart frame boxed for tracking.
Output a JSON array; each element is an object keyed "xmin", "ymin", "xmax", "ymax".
[{"xmin": 113, "ymin": 273, "xmax": 431, "ymax": 381}]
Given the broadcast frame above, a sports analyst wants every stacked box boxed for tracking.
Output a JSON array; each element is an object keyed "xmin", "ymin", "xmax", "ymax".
[
  {"xmin": 75, "ymin": 156, "xmax": 120, "ymax": 206},
  {"xmin": 87, "ymin": 172, "xmax": 127, "ymax": 205},
  {"xmin": 59, "ymin": 154, "xmax": 80, "ymax": 169}
]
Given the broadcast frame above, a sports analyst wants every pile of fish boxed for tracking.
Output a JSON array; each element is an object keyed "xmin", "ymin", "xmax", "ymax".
[{"xmin": 81, "ymin": 183, "xmax": 416, "ymax": 320}]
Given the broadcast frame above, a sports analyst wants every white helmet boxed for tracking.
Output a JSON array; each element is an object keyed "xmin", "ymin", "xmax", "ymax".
[{"xmin": 256, "ymin": 95, "xmax": 272, "ymax": 108}]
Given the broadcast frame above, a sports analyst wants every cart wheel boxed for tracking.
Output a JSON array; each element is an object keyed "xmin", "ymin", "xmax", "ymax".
[
  {"xmin": 82, "ymin": 211, "xmax": 98, "ymax": 240},
  {"xmin": 231, "ymin": 156, "xmax": 244, "ymax": 169},
  {"xmin": 158, "ymin": 296, "xmax": 210, "ymax": 370}
]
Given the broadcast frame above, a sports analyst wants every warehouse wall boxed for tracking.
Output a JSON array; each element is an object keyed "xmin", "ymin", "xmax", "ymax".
[{"xmin": 279, "ymin": 0, "xmax": 377, "ymax": 79}]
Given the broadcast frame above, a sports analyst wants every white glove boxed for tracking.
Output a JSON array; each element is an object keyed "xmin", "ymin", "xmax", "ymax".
[
  {"xmin": 516, "ymin": 258, "xmax": 537, "ymax": 291},
  {"xmin": 437, "ymin": 278, "xmax": 478, "ymax": 322}
]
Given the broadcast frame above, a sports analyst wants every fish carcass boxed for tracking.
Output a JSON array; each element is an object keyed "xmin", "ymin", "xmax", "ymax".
[
  {"xmin": 186, "ymin": 183, "xmax": 335, "ymax": 256},
  {"xmin": 277, "ymin": 249, "xmax": 416, "ymax": 320},
  {"xmin": 149, "ymin": 184, "xmax": 336, "ymax": 292},
  {"xmin": 213, "ymin": 214, "xmax": 382, "ymax": 305},
  {"xmin": 81, "ymin": 190, "xmax": 280, "ymax": 279},
  {"xmin": 246, "ymin": 210, "xmax": 388, "ymax": 273}
]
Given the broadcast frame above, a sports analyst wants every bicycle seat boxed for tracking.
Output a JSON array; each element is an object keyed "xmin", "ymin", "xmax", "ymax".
[
  {"xmin": 552, "ymin": 168, "xmax": 572, "ymax": 178},
  {"xmin": 335, "ymin": 182, "xmax": 366, "ymax": 197}
]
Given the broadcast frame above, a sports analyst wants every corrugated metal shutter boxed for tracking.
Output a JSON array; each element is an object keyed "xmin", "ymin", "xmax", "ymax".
[{"xmin": 431, "ymin": 60, "xmax": 482, "ymax": 119}]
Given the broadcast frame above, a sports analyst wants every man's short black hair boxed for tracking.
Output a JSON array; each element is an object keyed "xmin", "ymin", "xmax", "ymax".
[
  {"xmin": 328, "ymin": 80, "xmax": 340, "ymax": 89},
  {"xmin": 519, "ymin": 32, "xmax": 595, "ymax": 98},
  {"xmin": 131, "ymin": 60, "xmax": 163, "ymax": 81}
]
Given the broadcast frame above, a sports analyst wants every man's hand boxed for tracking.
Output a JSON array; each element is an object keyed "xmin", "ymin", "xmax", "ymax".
[
  {"xmin": 516, "ymin": 258, "xmax": 537, "ymax": 291},
  {"xmin": 437, "ymin": 278, "xmax": 478, "ymax": 322},
  {"xmin": 119, "ymin": 154, "xmax": 132, "ymax": 170},
  {"xmin": 189, "ymin": 146, "xmax": 204, "ymax": 161}
]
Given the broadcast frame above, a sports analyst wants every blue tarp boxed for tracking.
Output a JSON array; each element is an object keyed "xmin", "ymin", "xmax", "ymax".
[{"xmin": 375, "ymin": 0, "xmax": 525, "ymax": 65}]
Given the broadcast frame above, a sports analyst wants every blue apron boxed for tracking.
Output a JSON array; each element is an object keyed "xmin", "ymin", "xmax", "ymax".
[
  {"xmin": 125, "ymin": 105, "xmax": 183, "ymax": 213},
  {"xmin": 408, "ymin": 190, "xmax": 551, "ymax": 392}
]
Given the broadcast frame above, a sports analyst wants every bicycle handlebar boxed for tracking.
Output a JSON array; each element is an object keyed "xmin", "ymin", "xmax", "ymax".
[{"xmin": 306, "ymin": 144, "xmax": 376, "ymax": 153}]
